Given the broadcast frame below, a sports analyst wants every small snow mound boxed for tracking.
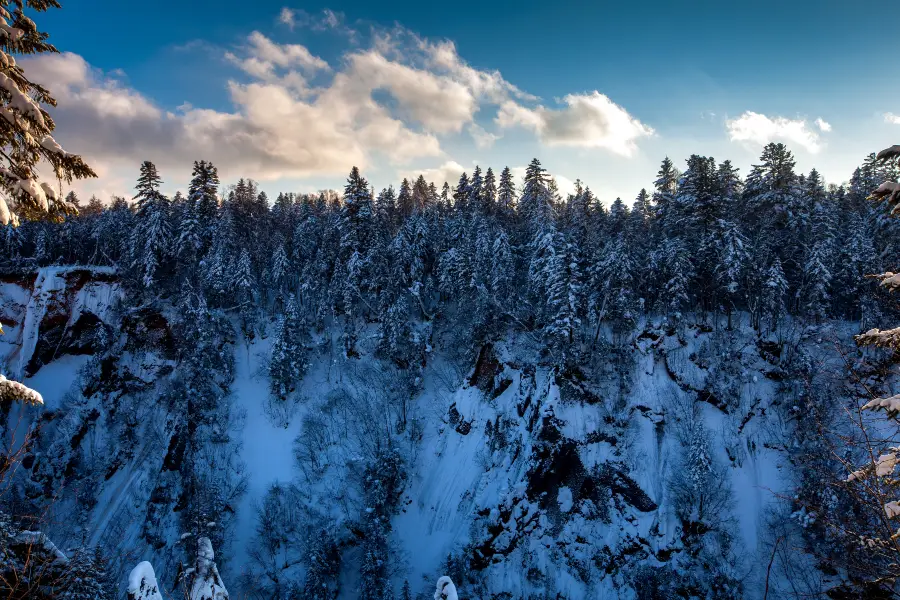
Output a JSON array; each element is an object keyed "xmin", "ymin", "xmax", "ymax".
[
  {"xmin": 557, "ymin": 486, "xmax": 573, "ymax": 513},
  {"xmin": 127, "ymin": 561, "xmax": 163, "ymax": 600},
  {"xmin": 435, "ymin": 576, "xmax": 459, "ymax": 600}
]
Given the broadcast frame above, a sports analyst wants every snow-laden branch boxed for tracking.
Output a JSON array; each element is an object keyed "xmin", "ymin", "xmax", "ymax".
[
  {"xmin": 862, "ymin": 394, "xmax": 900, "ymax": 416},
  {"xmin": 855, "ymin": 327, "xmax": 900, "ymax": 351},
  {"xmin": 0, "ymin": 373, "xmax": 42, "ymax": 405}
]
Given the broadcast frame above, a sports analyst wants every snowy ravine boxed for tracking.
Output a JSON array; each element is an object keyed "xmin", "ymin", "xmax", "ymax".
[{"xmin": 0, "ymin": 267, "xmax": 854, "ymax": 598}]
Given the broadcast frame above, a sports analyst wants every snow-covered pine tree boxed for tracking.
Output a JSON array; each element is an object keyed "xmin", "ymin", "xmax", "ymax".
[
  {"xmin": 269, "ymin": 294, "xmax": 309, "ymax": 400},
  {"xmin": 233, "ymin": 247, "xmax": 254, "ymax": 302},
  {"xmin": 589, "ymin": 232, "xmax": 637, "ymax": 337},
  {"xmin": 713, "ymin": 218, "xmax": 749, "ymax": 327},
  {"xmin": 412, "ymin": 174, "xmax": 429, "ymax": 214},
  {"xmin": 303, "ymin": 528, "xmax": 341, "ymax": 600},
  {"xmin": 741, "ymin": 143, "xmax": 802, "ymax": 289},
  {"xmin": 131, "ymin": 161, "xmax": 172, "ymax": 288},
  {"xmin": 802, "ymin": 240, "xmax": 831, "ymax": 324},
  {"xmin": 268, "ymin": 236, "xmax": 289, "ymax": 300},
  {"xmin": 184, "ymin": 537, "xmax": 229, "ymax": 600},
  {"xmin": 761, "ymin": 257, "xmax": 787, "ymax": 333},
  {"xmin": 520, "ymin": 158, "xmax": 552, "ymax": 238},
  {"xmin": 189, "ymin": 160, "xmax": 220, "ymax": 249},
  {"xmin": 453, "ymin": 172, "xmax": 469, "ymax": 214},
  {"xmin": 82, "ymin": 194, "xmax": 103, "ymax": 217},
  {"xmin": 652, "ymin": 156, "xmax": 678, "ymax": 235},
  {"xmin": 176, "ymin": 190, "xmax": 202, "ymax": 279},
  {"xmin": 376, "ymin": 185, "xmax": 398, "ymax": 236},
  {"xmin": 482, "ymin": 167, "xmax": 497, "ymax": 216},
  {"xmin": 490, "ymin": 228, "xmax": 514, "ymax": 311},
  {"xmin": 358, "ymin": 449, "xmax": 406, "ymax": 600},
  {"xmin": 660, "ymin": 237, "xmax": 693, "ymax": 318},
  {"xmin": 467, "ymin": 166, "xmax": 483, "ymax": 216},
  {"xmin": 60, "ymin": 547, "xmax": 112, "ymax": 600},
  {"xmin": 543, "ymin": 229, "xmax": 581, "ymax": 360},
  {"xmin": 400, "ymin": 579, "xmax": 413, "ymax": 600},
  {"xmin": 338, "ymin": 167, "xmax": 374, "ymax": 316},
  {"xmin": 496, "ymin": 165, "xmax": 515, "ymax": 227},
  {"xmin": 0, "ymin": 0, "xmax": 96, "ymax": 227},
  {"xmin": 834, "ymin": 210, "xmax": 877, "ymax": 321}
]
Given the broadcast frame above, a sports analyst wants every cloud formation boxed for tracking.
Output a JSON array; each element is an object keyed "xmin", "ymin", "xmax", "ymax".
[
  {"xmin": 815, "ymin": 118, "xmax": 831, "ymax": 132},
  {"xmin": 278, "ymin": 7, "xmax": 296, "ymax": 30},
  {"xmin": 496, "ymin": 92, "xmax": 654, "ymax": 156},
  {"xmin": 725, "ymin": 111, "xmax": 827, "ymax": 154},
  {"xmin": 400, "ymin": 161, "xmax": 467, "ymax": 187},
  {"xmin": 886, "ymin": 112, "xmax": 900, "ymax": 125},
  {"xmin": 25, "ymin": 14, "xmax": 654, "ymax": 189}
]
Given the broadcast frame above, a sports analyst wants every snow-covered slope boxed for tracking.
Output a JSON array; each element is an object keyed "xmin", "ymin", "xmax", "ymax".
[{"xmin": 0, "ymin": 268, "xmax": 860, "ymax": 599}]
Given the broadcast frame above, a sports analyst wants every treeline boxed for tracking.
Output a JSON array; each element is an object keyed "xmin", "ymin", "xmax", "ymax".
[{"xmin": 4, "ymin": 142, "xmax": 898, "ymax": 369}]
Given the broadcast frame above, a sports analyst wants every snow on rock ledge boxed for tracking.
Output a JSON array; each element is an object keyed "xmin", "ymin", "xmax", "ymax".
[{"xmin": 0, "ymin": 266, "xmax": 120, "ymax": 380}]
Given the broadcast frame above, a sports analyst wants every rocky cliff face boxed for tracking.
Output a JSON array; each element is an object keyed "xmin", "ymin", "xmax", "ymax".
[{"xmin": 0, "ymin": 267, "xmax": 861, "ymax": 599}]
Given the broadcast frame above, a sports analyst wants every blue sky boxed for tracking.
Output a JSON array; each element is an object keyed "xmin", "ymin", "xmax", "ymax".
[{"xmin": 30, "ymin": 0, "xmax": 900, "ymax": 202}]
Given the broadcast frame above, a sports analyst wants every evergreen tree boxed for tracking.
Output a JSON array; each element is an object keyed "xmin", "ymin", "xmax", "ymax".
[
  {"xmin": 269, "ymin": 295, "xmax": 309, "ymax": 400},
  {"xmin": 400, "ymin": 580, "xmax": 412, "ymax": 600},
  {"xmin": 761, "ymin": 257, "xmax": 788, "ymax": 332},
  {"xmin": 189, "ymin": 161, "xmax": 220, "ymax": 244},
  {"xmin": 482, "ymin": 167, "xmax": 497, "ymax": 216},
  {"xmin": 543, "ymin": 230, "xmax": 581, "ymax": 359},
  {"xmin": 303, "ymin": 529, "xmax": 341, "ymax": 600},
  {"xmin": 713, "ymin": 219, "xmax": 749, "ymax": 325},
  {"xmin": 652, "ymin": 156, "xmax": 678, "ymax": 233},
  {"xmin": 453, "ymin": 172, "xmax": 470, "ymax": 214},
  {"xmin": 397, "ymin": 178, "xmax": 413, "ymax": 219},
  {"xmin": 520, "ymin": 158, "xmax": 552, "ymax": 236},
  {"xmin": 176, "ymin": 191, "xmax": 202, "ymax": 277},
  {"xmin": 269, "ymin": 239, "xmax": 289, "ymax": 298},
  {"xmin": 131, "ymin": 161, "xmax": 171, "ymax": 288},
  {"xmin": 184, "ymin": 538, "xmax": 229, "ymax": 600},
  {"xmin": 340, "ymin": 167, "xmax": 374, "ymax": 263},
  {"xmin": 497, "ymin": 166, "xmax": 516, "ymax": 226},
  {"xmin": 60, "ymin": 548, "xmax": 112, "ymax": 600},
  {"xmin": 660, "ymin": 238, "xmax": 693, "ymax": 317},
  {"xmin": 0, "ymin": 0, "xmax": 96, "ymax": 227}
]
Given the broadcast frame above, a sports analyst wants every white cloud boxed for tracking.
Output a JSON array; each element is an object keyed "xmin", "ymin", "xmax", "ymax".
[
  {"xmin": 278, "ymin": 7, "xmax": 296, "ymax": 30},
  {"xmin": 400, "ymin": 161, "xmax": 466, "ymax": 187},
  {"xmin": 320, "ymin": 9, "xmax": 342, "ymax": 29},
  {"xmin": 225, "ymin": 31, "xmax": 329, "ymax": 93},
  {"xmin": 496, "ymin": 92, "xmax": 654, "ymax": 156},
  {"xmin": 815, "ymin": 117, "xmax": 831, "ymax": 132},
  {"xmin": 886, "ymin": 112, "xmax": 900, "ymax": 125},
  {"xmin": 345, "ymin": 50, "xmax": 476, "ymax": 133},
  {"xmin": 725, "ymin": 111, "xmax": 827, "ymax": 154},
  {"xmin": 468, "ymin": 123, "xmax": 500, "ymax": 149},
  {"xmin": 26, "ymin": 51, "xmax": 440, "ymax": 180},
  {"xmin": 26, "ymin": 19, "xmax": 655, "ymax": 191},
  {"xmin": 276, "ymin": 8, "xmax": 356, "ymax": 40}
]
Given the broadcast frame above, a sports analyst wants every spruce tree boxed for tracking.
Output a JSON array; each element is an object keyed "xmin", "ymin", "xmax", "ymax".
[
  {"xmin": 131, "ymin": 161, "xmax": 171, "ymax": 289},
  {"xmin": 0, "ymin": 0, "xmax": 96, "ymax": 227},
  {"xmin": 269, "ymin": 294, "xmax": 309, "ymax": 400},
  {"xmin": 60, "ymin": 548, "xmax": 112, "ymax": 600},
  {"xmin": 543, "ymin": 230, "xmax": 581, "ymax": 359},
  {"xmin": 397, "ymin": 177, "xmax": 413, "ymax": 219}
]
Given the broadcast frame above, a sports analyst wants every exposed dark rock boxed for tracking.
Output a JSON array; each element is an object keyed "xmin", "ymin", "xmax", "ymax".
[
  {"xmin": 756, "ymin": 339, "xmax": 782, "ymax": 365},
  {"xmin": 470, "ymin": 343, "xmax": 503, "ymax": 392},
  {"xmin": 121, "ymin": 308, "xmax": 175, "ymax": 355}
]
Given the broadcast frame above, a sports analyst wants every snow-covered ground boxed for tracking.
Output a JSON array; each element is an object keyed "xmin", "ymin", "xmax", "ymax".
[{"xmin": 0, "ymin": 268, "xmax": 845, "ymax": 599}]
